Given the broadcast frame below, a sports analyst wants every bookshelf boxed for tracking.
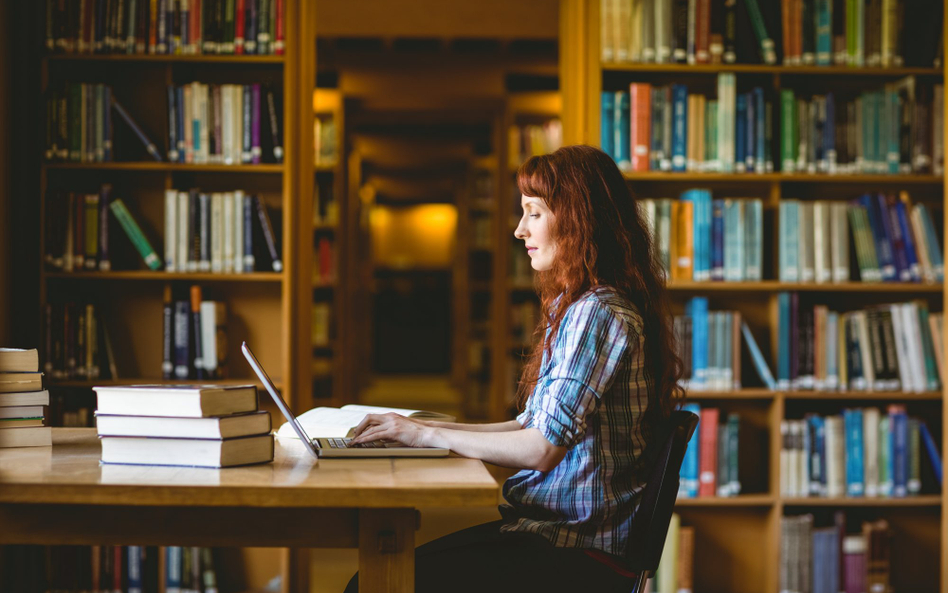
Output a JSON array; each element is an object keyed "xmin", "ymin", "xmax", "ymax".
[
  {"xmin": 32, "ymin": 0, "xmax": 304, "ymax": 591},
  {"xmin": 561, "ymin": 1, "xmax": 947, "ymax": 591}
]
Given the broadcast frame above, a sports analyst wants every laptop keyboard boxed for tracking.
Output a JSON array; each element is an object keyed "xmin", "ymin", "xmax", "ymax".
[{"xmin": 327, "ymin": 437, "xmax": 389, "ymax": 449}]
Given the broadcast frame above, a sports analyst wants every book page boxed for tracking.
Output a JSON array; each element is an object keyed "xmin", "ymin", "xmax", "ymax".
[
  {"xmin": 275, "ymin": 407, "xmax": 377, "ymax": 439},
  {"xmin": 340, "ymin": 404, "xmax": 424, "ymax": 417}
]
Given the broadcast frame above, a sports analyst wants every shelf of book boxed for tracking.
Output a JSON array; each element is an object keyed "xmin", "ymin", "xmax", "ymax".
[
  {"xmin": 46, "ymin": 54, "xmax": 285, "ymax": 64},
  {"xmin": 44, "ymin": 271, "xmax": 285, "ymax": 282},
  {"xmin": 43, "ymin": 162, "xmax": 285, "ymax": 174},
  {"xmin": 676, "ymin": 494, "xmax": 776, "ymax": 507},
  {"xmin": 622, "ymin": 172, "xmax": 944, "ymax": 184},
  {"xmin": 561, "ymin": 0, "xmax": 948, "ymax": 591},
  {"xmin": 602, "ymin": 63, "xmax": 943, "ymax": 77},
  {"xmin": 48, "ymin": 378, "xmax": 284, "ymax": 390},
  {"xmin": 782, "ymin": 496, "xmax": 943, "ymax": 507}
]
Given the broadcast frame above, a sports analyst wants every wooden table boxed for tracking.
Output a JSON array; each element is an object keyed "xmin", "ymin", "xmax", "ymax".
[{"xmin": 0, "ymin": 429, "xmax": 500, "ymax": 593}]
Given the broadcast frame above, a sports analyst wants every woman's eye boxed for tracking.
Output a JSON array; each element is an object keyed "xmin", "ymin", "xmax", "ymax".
[{"xmin": 529, "ymin": 214, "xmax": 540, "ymax": 219}]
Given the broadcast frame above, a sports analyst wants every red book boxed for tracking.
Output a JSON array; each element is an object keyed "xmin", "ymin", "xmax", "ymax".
[
  {"xmin": 781, "ymin": 0, "xmax": 792, "ymax": 64},
  {"xmin": 113, "ymin": 546, "xmax": 122, "ymax": 591},
  {"xmin": 274, "ymin": 0, "xmax": 285, "ymax": 55},
  {"xmin": 235, "ymin": 0, "xmax": 246, "ymax": 54},
  {"xmin": 319, "ymin": 237, "xmax": 333, "ymax": 282},
  {"xmin": 629, "ymin": 83, "xmax": 652, "ymax": 172},
  {"xmin": 698, "ymin": 408, "xmax": 719, "ymax": 497},
  {"xmin": 696, "ymin": 0, "xmax": 711, "ymax": 63},
  {"xmin": 191, "ymin": 0, "xmax": 203, "ymax": 53}
]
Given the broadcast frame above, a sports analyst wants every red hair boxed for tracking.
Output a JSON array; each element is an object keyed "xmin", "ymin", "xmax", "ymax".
[{"xmin": 516, "ymin": 145, "xmax": 683, "ymax": 457}]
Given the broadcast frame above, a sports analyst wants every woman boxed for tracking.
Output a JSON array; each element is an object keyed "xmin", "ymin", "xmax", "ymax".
[{"xmin": 345, "ymin": 145, "xmax": 683, "ymax": 593}]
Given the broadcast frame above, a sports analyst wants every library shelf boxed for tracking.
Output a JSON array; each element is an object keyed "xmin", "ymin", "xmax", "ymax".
[
  {"xmin": 666, "ymin": 281, "xmax": 944, "ymax": 293},
  {"xmin": 43, "ymin": 162, "xmax": 285, "ymax": 173},
  {"xmin": 781, "ymin": 496, "xmax": 943, "ymax": 507},
  {"xmin": 45, "ymin": 54, "xmax": 285, "ymax": 64},
  {"xmin": 621, "ymin": 171, "xmax": 943, "ymax": 184},
  {"xmin": 601, "ymin": 63, "xmax": 942, "ymax": 77},
  {"xmin": 684, "ymin": 389, "xmax": 776, "ymax": 400},
  {"xmin": 44, "ymin": 271, "xmax": 285, "ymax": 282},
  {"xmin": 675, "ymin": 494, "xmax": 776, "ymax": 507},
  {"xmin": 783, "ymin": 391, "xmax": 944, "ymax": 400}
]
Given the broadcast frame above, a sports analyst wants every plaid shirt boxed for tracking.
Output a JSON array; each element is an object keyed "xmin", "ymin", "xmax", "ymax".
[{"xmin": 500, "ymin": 287, "xmax": 648, "ymax": 557}]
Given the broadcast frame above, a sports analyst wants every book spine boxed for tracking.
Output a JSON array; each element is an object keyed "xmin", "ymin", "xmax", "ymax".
[
  {"xmin": 241, "ymin": 84, "xmax": 252, "ymax": 163},
  {"xmin": 629, "ymin": 83, "xmax": 651, "ymax": 171},
  {"xmin": 251, "ymin": 83, "xmax": 262, "ymax": 164},
  {"xmin": 265, "ymin": 87, "xmax": 282, "ymax": 162},
  {"xmin": 199, "ymin": 192, "xmax": 211, "ymax": 271},
  {"xmin": 173, "ymin": 299, "xmax": 191, "ymax": 379},
  {"xmin": 162, "ymin": 286, "xmax": 174, "ymax": 379},
  {"xmin": 243, "ymin": 192, "xmax": 255, "ymax": 271},
  {"xmin": 109, "ymin": 198, "xmax": 161, "ymax": 270},
  {"xmin": 615, "ymin": 91, "xmax": 631, "ymax": 170},
  {"xmin": 744, "ymin": 0, "xmax": 777, "ymax": 64},
  {"xmin": 698, "ymin": 407, "xmax": 719, "ymax": 496},
  {"xmin": 233, "ymin": 191, "xmax": 244, "ymax": 274},
  {"xmin": 191, "ymin": 285, "xmax": 205, "ymax": 380},
  {"xmin": 111, "ymin": 98, "xmax": 162, "ymax": 161},
  {"xmin": 253, "ymin": 195, "xmax": 282, "ymax": 272},
  {"xmin": 672, "ymin": 85, "xmax": 688, "ymax": 172}
]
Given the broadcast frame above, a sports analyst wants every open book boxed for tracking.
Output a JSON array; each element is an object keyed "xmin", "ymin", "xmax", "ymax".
[{"xmin": 275, "ymin": 405, "xmax": 456, "ymax": 439}]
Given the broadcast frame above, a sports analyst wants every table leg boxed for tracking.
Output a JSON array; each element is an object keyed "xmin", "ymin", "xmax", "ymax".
[
  {"xmin": 282, "ymin": 548, "xmax": 311, "ymax": 593},
  {"xmin": 358, "ymin": 508, "xmax": 415, "ymax": 593}
]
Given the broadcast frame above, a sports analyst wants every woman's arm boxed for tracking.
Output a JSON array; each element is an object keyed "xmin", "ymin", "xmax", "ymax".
[
  {"xmin": 351, "ymin": 413, "xmax": 565, "ymax": 471},
  {"xmin": 420, "ymin": 419, "xmax": 522, "ymax": 432}
]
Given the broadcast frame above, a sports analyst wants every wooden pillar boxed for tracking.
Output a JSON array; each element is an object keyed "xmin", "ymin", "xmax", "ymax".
[{"xmin": 559, "ymin": 0, "xmax": 601, "ymax": 146}]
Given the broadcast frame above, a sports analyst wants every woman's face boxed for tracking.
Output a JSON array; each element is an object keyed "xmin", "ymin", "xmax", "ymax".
[{"xmin": 514, "ymin": 194, "xmax": 556, "ymax": 271}]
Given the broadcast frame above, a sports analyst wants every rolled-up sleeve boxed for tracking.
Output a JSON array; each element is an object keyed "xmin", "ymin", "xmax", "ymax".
[{"xmin": 531, "ymin": 299, "xmax": 630, "ymax": 448}]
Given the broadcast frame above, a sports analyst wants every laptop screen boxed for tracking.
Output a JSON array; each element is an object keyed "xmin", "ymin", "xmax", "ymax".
[{"xmin": 241, "ymin": 341, "xmax": 320, "ymax": 459}]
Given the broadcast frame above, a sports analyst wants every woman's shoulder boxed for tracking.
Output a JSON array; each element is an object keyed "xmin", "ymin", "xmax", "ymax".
[{"xmin": 568, "ymin": 286, "xmax": 644, "ymax": 335}]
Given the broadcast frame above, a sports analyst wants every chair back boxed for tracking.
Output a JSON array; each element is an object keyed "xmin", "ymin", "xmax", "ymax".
[{"xmin": 624, "ymin": 409, "xmax": 699, "ymax": 579}]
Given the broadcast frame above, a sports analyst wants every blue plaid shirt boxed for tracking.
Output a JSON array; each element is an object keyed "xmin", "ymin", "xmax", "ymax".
[{"xmin": 500, "ymin": 287, "xmax": 648, "ymax": 557}]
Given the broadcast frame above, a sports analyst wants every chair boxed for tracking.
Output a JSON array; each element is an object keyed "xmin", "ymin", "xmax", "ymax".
[{"xmin": 624, "ymin": 409, "xmax": 699, "ymax": 593}]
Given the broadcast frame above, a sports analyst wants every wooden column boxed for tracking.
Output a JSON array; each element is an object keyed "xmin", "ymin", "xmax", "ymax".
[{"xmin": 358, "ymin": 509, "xmax": 416, "ymax": 593}]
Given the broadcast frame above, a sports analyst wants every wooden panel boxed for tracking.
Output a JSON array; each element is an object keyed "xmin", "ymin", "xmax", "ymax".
[
  {"xmin": 0, "ymin": 429, "xmax": 499, "ymax": 508},
  {"xmin": 0, "ymin": 0, "xmax": 9, "ymax": 345},
  {"xmin": 0, "ymin": 504, "xmax": 357, "ymax": 548},
  {"xmin": 314, "ymin": 0, "xmax": 558, "ymax": 39}
]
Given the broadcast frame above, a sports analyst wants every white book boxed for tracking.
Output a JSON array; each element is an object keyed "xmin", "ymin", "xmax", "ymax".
[
  {"xmin": 902, "ymin": 303, "xmax": 926, "ymax": 393},
  {"xmin": 275, "ymin": 404, "xmax": 455, "ymax": 440},
  {"xmin": 233, "ymin": 191, "xmax": 244, "ymax": 274},
  {"xmin": 888, "ymin": 304, "xmax": 911, "ymax": 393},
  {"xmin": 855, "ymin": 311, "xmax": 875, "ymax": 390},
  {"xmin": 825, "ymin": 312, "xmax": 839, "ymax": 391},
  {"xmin": 221, "ymin": 85, "xmax": 234, "ymax": 165},
  {"xmin": 200, "ymin": 300, "xmax": 225, "ymax": 376},
  {"xmin": 223, "ymin": 192, "xmax": 234, "ymax": 273},
  {"xmin": 164, "ymin": 189, "xmax": 178, "ymax": 272},
  {"xmin": 798, "ymin": 202, "xmax": 814, "ymax": 283},
  {"xmin": 863, "ymin": 407, "xmax": 880, "ymax": 497},
  {"xmin": 813, "ymin": 201, "xmax": 831, "ymax": 283},
  {"xmin": 744, "ymin": 199, "xmax": 763, "ymax": 281},
  {"xmin": 831, "ymin": 202, "xmax": 850, "ymax": 283},
  {"xmin": 211, "ymin": 193, "xmax": 223, "ymax": 273},
  {"xmin": 177, "ymin": 192, "xmax": 190, "ymax": 273},
  {"xmin": 780, "ymin": 421, "xmax": 791, "ymax": 496},
  {"xmin": 639, "ymin": 0, "xmax": 654, "ymax": 62},
  {"xmin": 825, "ymin": 416, "xmax": 845, "ymax": 498},
  {"xmin": 601, "ymin": 0, "xmax": 614, "ymax": 62},
  {"xmin": 778, "ymin": 201, "xmax": 798, "ymax": 282}
]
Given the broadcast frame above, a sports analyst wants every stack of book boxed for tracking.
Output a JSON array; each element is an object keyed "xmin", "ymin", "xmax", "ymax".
[
  {"xmin": 93, "ymin": 384, "xmax": 273, "ymax": 468},
  {"xmin": 0, "ymin": 348, "xmax": 52, "ymax": 448},
  {"xmin": 678, "ymin": 403, "xmax": 743, "ymax": 499}
]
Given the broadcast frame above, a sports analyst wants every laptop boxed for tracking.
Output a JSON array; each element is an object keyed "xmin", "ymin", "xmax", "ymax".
[{"xmin": 241, "ymin": 341, "xmax": 450, "ymax": 458}]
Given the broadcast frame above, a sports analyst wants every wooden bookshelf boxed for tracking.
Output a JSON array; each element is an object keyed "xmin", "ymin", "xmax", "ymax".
[
  {"xmin": 45, "ymin": 271, "xmax": 284, "ymax": 282},
  {"xmin": 43, "ymin": 162, "xmax": 285, "ymax": 173},
  {"xmin": 561, "ymin": 1, "xmax": 948, "ymax": 591}
]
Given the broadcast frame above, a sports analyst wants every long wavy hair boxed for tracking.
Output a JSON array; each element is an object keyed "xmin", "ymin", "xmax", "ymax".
[{"xmin": 515, "ymin": 144, "xmax": 683, "ymax": 460}]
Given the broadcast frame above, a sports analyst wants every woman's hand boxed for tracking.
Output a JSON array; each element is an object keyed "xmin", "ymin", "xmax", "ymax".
[{"xmin": 350, "ymin": 413, "xmax": 433, "ymax": 448}]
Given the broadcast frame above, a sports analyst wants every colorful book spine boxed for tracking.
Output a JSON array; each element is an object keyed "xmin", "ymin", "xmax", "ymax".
[{"xmin": 109, "ymin": 199, "xmax": 161, "ymax": 270}]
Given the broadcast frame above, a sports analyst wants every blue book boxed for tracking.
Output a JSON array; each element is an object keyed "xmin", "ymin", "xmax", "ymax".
[
  {"xmin": 173, "ymin": 301, "xmax": 191, "ymax": 379},
  {"xmin": 893, "ymin": 199, "xmax": 920, "ymax": 281},
  {"xmin": 816, "ymin": 0, "xmax": 832, "ymax": 65},
  {"xmin": 740, "ymin": 322, "xmax": 776, "ymax": 390},
  {"xmin": 777, "ymin": 292, "xmax": 791, "ymax": 390},
  {"xmin": 615, "ymin": 91, "xmax": 631, "ymax": 170},
  {"xmin": 806, "ymin": 415, "xmax": 823, "ymax": 495},
  {"xmin": 687, "ymin": 297, "xmax": 709, "ymax": 389},
  {"xmin": 877, "ymin": 194, "xmax": 910, "ymax": 281},
  {"xmin": 754, "ymin": 88, "xmax": 766, "ymax": 173},
  {"xmin": 891, "ymin": 407, "xmax": 908, "ymax": 497},
  {"xmin": 844, "ymin": 409, "xmax": 865, "ymax": 496},
  {"xmin": 600, "ymin": 92, "xmax": 615, "ymax": 161},
  {"xmin": 824, "ymin": 92, "xmax": 836, "ymax": 172},
  {"xmin": 128, "ymin": 546, "xmax": 143, "ymax": 593},
  {"xmin": 650, "ymin": 87, "xmax": 664, "ymax": 171},
  {"xmin": 671, "ymin": 85, "xmax": 688, "ymax": 172},
  {"xmin": 917, "ymin": 204, "xmax": 944, "ymax": 281},
  {"xmin": 680, "ymin": 403, "xmax": 702, "ymax": 498},
  {"xmin": 745, "ymin": 92, "xmax": 755, "ymax": 172},
  {"xmin": 723, "ymin": 199, "xmax": 744, "ymax": 281},
  {"xmin": 735, "ymin": 93, "xmax": 747, "ymax": 173},
  {"xmin": 175, "ymin": 86, "xmax": 186, "ymax": 163},
  {"xmin": 166, "ymin": 546, "xmax": 182, "ymax": 593},
  {"xmin": 167, "ymin": 86, "xmax": 179, "ymax": 162},
  {"xmin": 859, "ymin": 194, "xmax": 896, "ymax": 281},
  {"xmin": 695, "ymin": 190, "xmax": 712, "ymax": 281},
  {"xmin": 919, "ymin": 420, "xmax": 943, "ymax": 486},
  {"xmin": 711, "ymin": 199, "xmax": 725, "ymax": 280},
  {"xmin": 812, "ymin": 531, "xmax": 826, "ymax": 593}
]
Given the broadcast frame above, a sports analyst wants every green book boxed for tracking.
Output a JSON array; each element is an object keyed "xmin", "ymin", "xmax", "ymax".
[
  {"xmin": 908, "ymin": 418, "xmax": 921, "ymax": 495},
  {"xmin": 742, "ymin": 0, "xmax": 776, "ymax": 64},
  {"xmin": 780, "ymin": 90, "xmax": 796, "ymax": 173},
  {"xmin": 915, "ymin": 303, "xmax": 940, "ymax": 391},
  {"xmin": 707, "ymin": 100, "xmax": 718, "ymax": 171},
  {"xmin": 727, "ymin": 413, "xmax": 740, "ymax": 495},
  {"xmin": 109, "ymin": 198, "xmax": 161, "ymax": 270}
]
